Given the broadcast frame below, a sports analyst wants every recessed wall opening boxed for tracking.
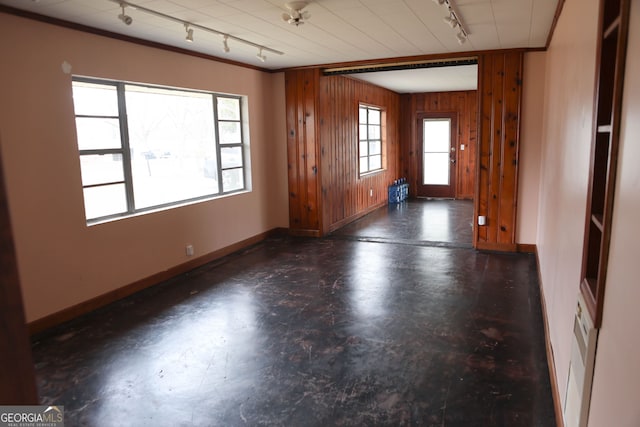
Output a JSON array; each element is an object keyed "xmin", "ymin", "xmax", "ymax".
[{"xmin": 334, "ymin": 62, "xmax": 478, "ymax": 248}]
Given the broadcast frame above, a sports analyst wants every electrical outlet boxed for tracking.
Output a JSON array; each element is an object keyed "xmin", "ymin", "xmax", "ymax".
[
  {"xmin": 186, "ymin": 245, "xmax": 194, "ymax": 257},
  {"xmin": 369, "ymin": 188, "xmax": 373, "ymax": 197}
]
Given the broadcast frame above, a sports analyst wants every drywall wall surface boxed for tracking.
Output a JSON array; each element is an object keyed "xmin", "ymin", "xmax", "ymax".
[
  {"xmin": 0, "ymin": 13, "xmax": 288, "ymax": 322},
  {"xmin": 535, "ymin": 0, "xmax": 599, "ymax": 404},
  {"xmin": 587, "ymin": 2, "xmax": 640, "ymax": 425},
  {"xmin": 517, "ymin": 51, "xmax": 546, "ymax": 244}
]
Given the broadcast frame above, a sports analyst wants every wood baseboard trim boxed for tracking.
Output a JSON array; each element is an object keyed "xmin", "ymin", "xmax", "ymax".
[
  {"xmin": 517, "ymin": 243, "xmax": 537, "ymax": 253},
  {"xmin": 535, "ymin": 249, "xmax": 565, "ymax": 427},
  {"xmin": 327, "ymin": 201, "xmax": 387, "ymax": 234},
  {"xmin": 288, "ymin": 228, "xmax": 322, "ymax": 238},
  {"xmin": 28, "ymin": 228, "xmax": 285, "ymax": 335},
  {"xmin": 475, "ymin": 241, "xmax": 518, "ymax": 252}
]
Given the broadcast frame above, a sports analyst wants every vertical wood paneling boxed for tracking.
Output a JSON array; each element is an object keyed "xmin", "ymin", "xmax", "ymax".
[
  {"xmin": 286, "ymin": 71, "xmax": 400, "ymax": 236},
  {"xmin": 318, "ymin": 75, "xmax": 400, "ymax": 234},
  {"xmin": 285, "ymin": 69, "xmax": 322, "ymax": 236},
  {"xmin": 499, "ymin": 53, "xmax": 523, "ymax": 245},
  {"xmin": 399, "ymin": 90, "xmax": 478, "ymax": 199},
  {"xmin": 489, "ymin": 54, "xmax": 504, "ymax": 245},
  {"xmin": 475, "ymin": 52, "xmax": 523, "ymax": 251},
  {"xmin": 477, "ymin": 59, "xmax": 493, "ymax": 244}
]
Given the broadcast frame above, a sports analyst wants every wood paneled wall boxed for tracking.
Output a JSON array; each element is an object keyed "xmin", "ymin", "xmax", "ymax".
[
  {"xmin": 399, "ymin": 90, "xmax": 478, "ymax": 199},
  {"xmin": 319, "ymin": 76, "xmax": 400, "ymax": 234},
  {"xmin": 286, "ymin": 52, "xmax": 523, "ymax": 250},
  {"xmin": 475, "ymin": 52, "xmax": 523, "ymax": 251},
  {"xmin": 285, "ymin": 72, "xmax": 400, "ymax": 236},
  {"xmin": 285, "ymin": 69, "xmax": 322, "ymax": 236}
]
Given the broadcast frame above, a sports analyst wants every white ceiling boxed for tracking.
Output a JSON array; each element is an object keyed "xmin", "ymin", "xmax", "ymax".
[
  {"xmin": 0, "ymin": 0, "xmax": 557, "ymax": 91},
  {"xmin": 349, "ymin": 64, "xmax": 478, "ymax": 93}
]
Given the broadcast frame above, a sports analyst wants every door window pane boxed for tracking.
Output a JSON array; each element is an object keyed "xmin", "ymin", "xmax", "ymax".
[
  {"xmin": 424, "ymin": 120, "xmax": 451, "ymax": 153},
  {"xmin": 423, "ymin": 153, "xmax": 450, "ymax": 185},
  {"xmin": 423, "ymin": 119, "xmax": 451, "ymax": 185}
]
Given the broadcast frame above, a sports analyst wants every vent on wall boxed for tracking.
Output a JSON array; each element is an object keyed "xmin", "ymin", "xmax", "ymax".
[{"xmin": 564, "ymin": 293, "xmax": 599, "ymax": 427}]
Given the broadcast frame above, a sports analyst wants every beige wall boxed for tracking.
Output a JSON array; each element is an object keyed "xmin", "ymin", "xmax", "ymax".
[
  {"xmin": 0, "ymin": 14, "xmax": 288, "ymax": 322},
  {"xmin": 536, "ymin": 0, "xmax": 599, "ymax": 407},
  {"xmin": 538, "ymin": 0, "xmax": 640, "ymax": 425},
  {"xmin": 588, "ymin": 2, "xmax": 640, "ymax": 425},
  {"xmin": 517, "ymin": 52, "xmax": 546, "ymax": 244}
]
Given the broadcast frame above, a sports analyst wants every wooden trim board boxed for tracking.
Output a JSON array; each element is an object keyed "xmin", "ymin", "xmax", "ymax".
[
  {"xmin": 28, "ymin": 228, "xmax": 287, "ymax": 335},
  {"xmin": 535, "ymin": 249, "xmax": 565, "ymax": 427}
]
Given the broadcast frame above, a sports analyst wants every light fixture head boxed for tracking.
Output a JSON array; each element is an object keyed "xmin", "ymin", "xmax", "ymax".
[
  {"xmin": 118, "ymin": 4, "xmax": 132, "ymax": 25},
  {"xmin": 432, "ymin": 0, "xmax": 446, "ymax": 4},
  {"xmin": 256, "ymin": 48, "xmax": 266, "ymax": 62},
  {"xmin": 185, "ymin": 24, "xmax": 194, "ymax": 42},
  {"xmin": 444, "ymin": 14, "xmax": 458, "ymax": 28},
  {"xmin": 222, "ymin": 35, "xmax": 230, "ymax": 53},
  {"xmin": 456, "ymin": 31, "xmax": 467, "ymax": 44}
]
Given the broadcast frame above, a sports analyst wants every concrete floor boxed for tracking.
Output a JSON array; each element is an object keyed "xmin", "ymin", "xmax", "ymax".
[{"xmin": 32, "ymin": 199, "xmax": 555, "ymax": 426}]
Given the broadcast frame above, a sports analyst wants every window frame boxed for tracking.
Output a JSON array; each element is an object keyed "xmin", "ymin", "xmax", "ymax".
[
  {"xmin": 72, "ymin": 76, "xmax": 248, "ymax": 224},
  {"xmin": 358, "ymin": 104, "xmax": 385, "ymax": 176}
]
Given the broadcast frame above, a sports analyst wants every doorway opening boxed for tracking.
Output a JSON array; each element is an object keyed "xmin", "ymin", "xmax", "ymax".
[{"xmin": 417, "ymin": 113, "xmax": 457, "ymax": 199}]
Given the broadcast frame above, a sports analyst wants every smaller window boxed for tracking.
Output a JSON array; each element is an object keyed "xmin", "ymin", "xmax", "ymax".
[{"xmin": 358, "ymin": 105, "xmax": 383, "ymax": 175}]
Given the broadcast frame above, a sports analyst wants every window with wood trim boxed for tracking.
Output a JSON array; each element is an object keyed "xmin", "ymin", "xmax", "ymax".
[
  {"xmin": 72, "ymin": 77, "xmax": 249, "ymax": 223},
  {"xmin": 358, "ymin": 105, "xmax": 384, "ymax": 175}
]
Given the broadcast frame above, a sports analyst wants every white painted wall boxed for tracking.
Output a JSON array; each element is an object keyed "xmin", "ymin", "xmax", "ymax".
[
  {"xmin": 535, "ymin": 0, "xmax": 599, "ymax": 407},
  {"xmin": 517, "ymin": 52, "xmax": 546, "ymax": 244},
  {"xmin": 587, "ymin": 1, "xmax": 640, "ymax": 425},
  {"xmin": 536, "ymin": 0, "xmax": 640, "ymax": 424}
]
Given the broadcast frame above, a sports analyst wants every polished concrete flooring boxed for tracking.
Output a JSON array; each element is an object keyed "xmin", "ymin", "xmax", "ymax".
[
  {"xmin": 32, "ymin": 200, "xmax": 555, "ymax": 426},
  {"xmin": 332, "ymin": 199, "xmax": 474, "ymax": 247}
]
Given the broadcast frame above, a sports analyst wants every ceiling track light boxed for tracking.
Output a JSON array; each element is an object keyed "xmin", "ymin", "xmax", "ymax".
[
  {"xmin": 108, "ymin": 0, "xmax": 283, "ymax": 59},
  {"xmin": 185, "ymin": 24, "xmax": 194, "ymax": 43},
  {"xmin": 436, "ymin": 0, "xmax": 470, "ymax": 44},
  {"xmin": 222, "ymin": 35, "xmax": 230, "ymax": 53},
  {"xmin": 118, "ymin": 3, "xmax": 132, "ymax": 26},
  {"xmin": 256, "ymin": 48, "xmax": 267, "ymax": 63},
  {"xmin": 444, "ymin": 14, "xmax": 458, "ymax": 28}
]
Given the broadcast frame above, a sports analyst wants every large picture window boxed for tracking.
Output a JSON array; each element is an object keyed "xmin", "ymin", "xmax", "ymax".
[
  {"xmin": 358, "ymin": 105, "xmax": 383, "ymax": 175},
  {"xmin": 72, "ymin": 77, "xmax": 248, "ymax": 223}
]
